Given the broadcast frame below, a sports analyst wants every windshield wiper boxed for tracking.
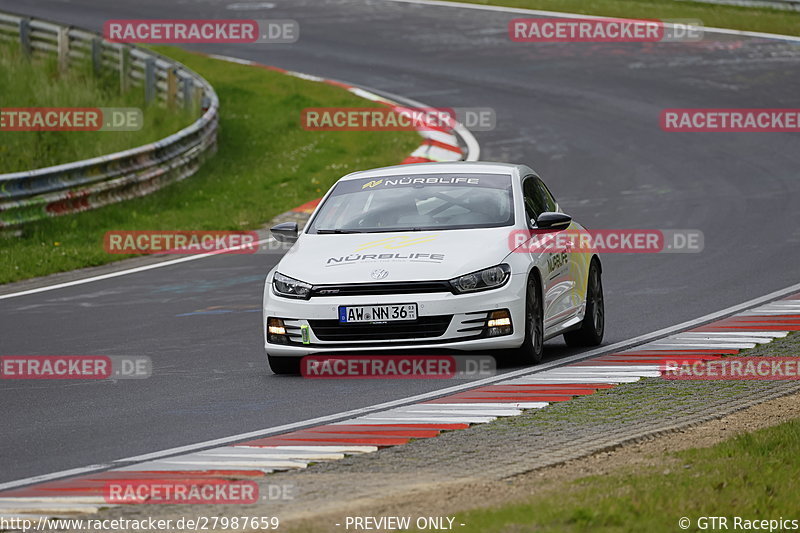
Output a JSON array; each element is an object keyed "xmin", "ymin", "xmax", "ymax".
[
  {"xmin": 316, "ymin": 228, "xmax": 363, "ymax": 234},
  {"xmin": 367, "ymin": 227, "xmax": 426, "ymax": 233}
]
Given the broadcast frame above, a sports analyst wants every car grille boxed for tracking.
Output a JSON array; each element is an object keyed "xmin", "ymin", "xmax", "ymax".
[
  {"xmin": 309, "ymin": 281, "xmax": 453, "ymax": 298},
  {"xmin": 308, "ymin": 315, "xmax": 453, "ymax": 341}
]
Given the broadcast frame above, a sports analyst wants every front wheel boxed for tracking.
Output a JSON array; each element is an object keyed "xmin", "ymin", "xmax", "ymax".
[
  {"xmin": 506, "ymin": 275, "xmax": 544, "ymax": 365},
  {"xmin": 564, "ymin": 261, "xmax": 604, "ymax": 347}
]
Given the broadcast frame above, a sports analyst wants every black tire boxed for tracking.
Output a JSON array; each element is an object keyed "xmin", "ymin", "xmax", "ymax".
[
  {"xmin": 506, "ymin": 274, "xmax": 544, "ymax": 365},
  {"xmin": 267, "ymin": 354, "xmax": 301, "ymax": 375},
  {"xmin": 564, "ymin": 260, "xmax": 604, "ymax": 347}
]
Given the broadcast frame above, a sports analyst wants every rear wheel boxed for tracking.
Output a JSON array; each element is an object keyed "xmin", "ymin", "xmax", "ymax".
[
  {"xmin": 564, "ymin": 261, "xmax": 604, "ymax": 347},
  {"xmin": 268, "ymin": 355, "xmax": 301, "ymax": 375},
  {"xmin": 507, "ymin": 275, "xmax": 544, "ymax": 365}
]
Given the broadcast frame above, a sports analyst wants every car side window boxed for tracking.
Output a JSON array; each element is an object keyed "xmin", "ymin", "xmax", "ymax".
[
  {"xmin": 536, "ymin": 178, "xmax": 558, "ymax": 213},
  {"xmin": 523, "ymin": 176, "xmax": 546, "ymax": 224}
]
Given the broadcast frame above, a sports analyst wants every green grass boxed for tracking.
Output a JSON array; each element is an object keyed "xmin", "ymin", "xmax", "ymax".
[
  {"xmin": 456, "ymin": 417, "xmax": 800, "ymax": 532},
  {"xmin": 0, "ymin": 46, "xmax": 420, "ymax": 284},
  {"xmin": 0, "ymin": 42, "xmax": 194, "ymax": 173},
  {"xmin": 445, "ymin": 0, "xmax": 800, "ymax": 37}
]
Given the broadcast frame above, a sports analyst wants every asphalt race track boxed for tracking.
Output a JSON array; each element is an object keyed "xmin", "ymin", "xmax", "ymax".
[{"xmin": 1, "ymin": 0, "xmax": 799, "ymax": 486}]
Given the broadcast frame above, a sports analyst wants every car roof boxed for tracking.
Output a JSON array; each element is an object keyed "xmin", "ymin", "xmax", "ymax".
[{"xmin": 338, "ymin": 161, "xmax": 527, "ymax": 181}]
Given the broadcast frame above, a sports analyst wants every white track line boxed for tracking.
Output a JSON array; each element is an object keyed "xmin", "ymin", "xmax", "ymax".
[
  {"xmin": 0, "ymin": 66, "xmax": 476, "ymax": 302},
  {"xmin": 2, "ymin": 0, "xmax": 796, "ymax": 491},
  {"xmin": 0, "ymin": 238, "xmax": 273, "ymax": 301},
  {"xmin": 2, "ymin": 0, "xmax": 798, "ymax": 495},
  {"xmin": 14, "ymin": 274, "xmax": 792, "ymax": 493}
]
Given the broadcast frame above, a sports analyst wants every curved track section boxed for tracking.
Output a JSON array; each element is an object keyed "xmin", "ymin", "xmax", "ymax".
[{"xmin": 1, "ymin": 0, "xmax": 799, "ymax": 488}]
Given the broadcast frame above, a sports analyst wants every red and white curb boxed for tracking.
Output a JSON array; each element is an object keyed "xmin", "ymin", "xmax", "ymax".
[
  {"xmin": 2, "ymin": 4, "xmax": 800, "ymax": 521},
  {"xmin": 1, "ymin": 292, "xmax": 798, "ymax": 518},
  {"xmin": 0, "ymin": 54, "xmax": 473, "ymax": 520},
  {"xmin": 0, "ymin": 54, "xmax": 478, "ymax": 304}
]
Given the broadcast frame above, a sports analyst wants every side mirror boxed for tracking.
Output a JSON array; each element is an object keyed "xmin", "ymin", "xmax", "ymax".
[
  {"xmin": 535, "ymin": 212, "xmax": 572, "ymax": 230},
  {"xmin": 270, "ymin": 221, "xmax": 299, "ymax": 243}
]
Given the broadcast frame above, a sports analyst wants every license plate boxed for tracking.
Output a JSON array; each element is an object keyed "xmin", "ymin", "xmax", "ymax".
[{"xmin": 339, "ymin": 304, "xmax": 418, "ymax": 323}]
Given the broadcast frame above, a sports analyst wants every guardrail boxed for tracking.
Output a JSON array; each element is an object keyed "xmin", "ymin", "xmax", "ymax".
[{"xmin": 0, "ymin": 11, "xmax": 219, "ymax": 230}]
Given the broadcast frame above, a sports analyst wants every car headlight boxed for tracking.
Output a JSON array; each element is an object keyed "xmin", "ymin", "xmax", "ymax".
[
  {"xmin": 272, "ymin": 272, "xmax": 312, "ymax": 299},
  {"xmin": 450, "ymin": 264, "xmax": 511, "ymax": 294}
]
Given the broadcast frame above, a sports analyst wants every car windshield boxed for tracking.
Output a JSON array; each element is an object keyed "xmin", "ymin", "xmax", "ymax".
[{"xmin": 308, "ymin": 173, "xmax": 514, "ymax": 233}]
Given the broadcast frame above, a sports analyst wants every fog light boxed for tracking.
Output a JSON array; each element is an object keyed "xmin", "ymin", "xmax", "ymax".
[
  {"xmin": 487, "ymin": 309, "xmax": 512, "ymax": 337},
  {"xmin": 267, "ymin": 317, "xmax": 289, "ymax": 344}
]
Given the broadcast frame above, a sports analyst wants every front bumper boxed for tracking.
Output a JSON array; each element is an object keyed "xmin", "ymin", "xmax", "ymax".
[{"xmin": 262, "ymin": 273, "xmax": 528, "ymax": 357}]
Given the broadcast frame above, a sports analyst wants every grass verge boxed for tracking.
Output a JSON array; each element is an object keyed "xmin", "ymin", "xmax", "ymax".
[
  {"xmin": 444, "ymin": 332, "xmax": 800, "ymax": 532},
  {"xmin": 274, "ymin": 335, "xmax": 800, "ymax": 533},
  {"xmin": 443, "ymin": 0, "xmax": 800, "ymax": 37},
  {"xmin": 0, "ymin": 42, "xmax": 194, "ymax": 173},
  {"xmin": 0, "ymin": 47, "xmax": 420, "ymax": 284},
  {"xmin": 455, "ymin": 417, "xmax": 800, "ymax": 532}
]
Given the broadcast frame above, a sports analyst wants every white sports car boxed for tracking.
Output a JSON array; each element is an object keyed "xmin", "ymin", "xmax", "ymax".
[{"xmin": 263, "ymin": 162, "xmax": 603, "ymax": 374}]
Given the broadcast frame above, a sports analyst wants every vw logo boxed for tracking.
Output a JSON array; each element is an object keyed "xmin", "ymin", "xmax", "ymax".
[{"xmin": 371, "ymin": 269, "xmax": 389, "ymax": 280}]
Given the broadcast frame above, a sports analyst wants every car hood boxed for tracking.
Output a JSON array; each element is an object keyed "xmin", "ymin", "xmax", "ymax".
[{"xmin": 276, "ymin": 228, "xmax": 514, "ymax": 284}]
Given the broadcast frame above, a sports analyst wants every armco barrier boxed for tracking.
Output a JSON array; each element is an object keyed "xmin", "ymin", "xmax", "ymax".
[{"xmin": 0, "ymin": 11, "xmax": 219, "ymax": 229}]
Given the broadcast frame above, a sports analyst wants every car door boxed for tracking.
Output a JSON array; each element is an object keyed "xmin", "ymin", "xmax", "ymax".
[
  {"xmin": 522, "ymin": 176, "xmax": 577, "ymax": 331},
  {"xmin": 539, "ymin": 179, "xmax": 594, "ymax": 322}
]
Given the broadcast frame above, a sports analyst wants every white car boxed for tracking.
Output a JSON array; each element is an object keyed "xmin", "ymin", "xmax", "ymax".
[{"xmin": 262, "ymin": 162, "xmax": 603, "ymax": 374}]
